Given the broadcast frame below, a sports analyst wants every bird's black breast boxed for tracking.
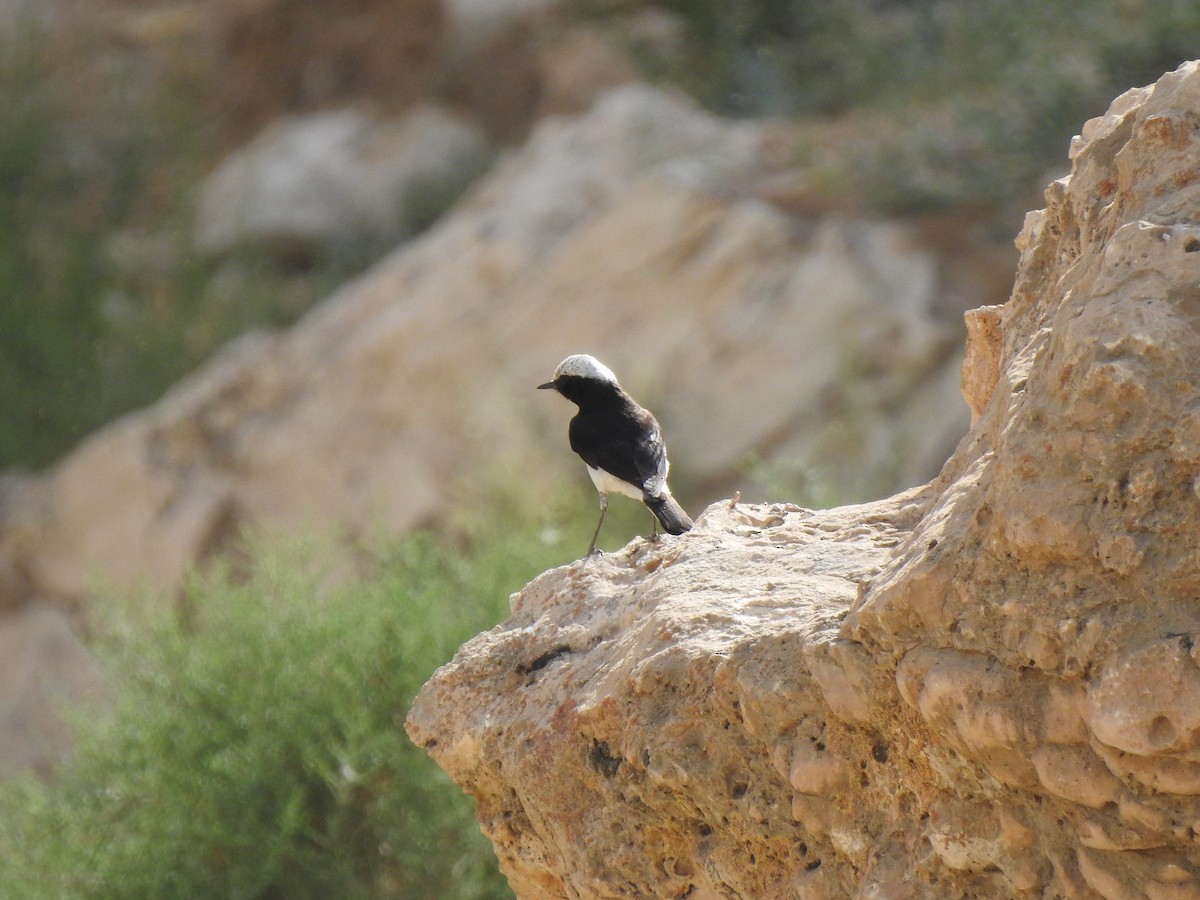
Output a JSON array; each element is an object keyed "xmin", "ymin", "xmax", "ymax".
[{"xmin": 568, "ymin": 397, "xmax": 666, "ymax": 495}]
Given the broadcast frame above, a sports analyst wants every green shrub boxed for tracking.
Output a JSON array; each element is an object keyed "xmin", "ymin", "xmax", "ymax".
[
  {"xmin": 0, "ymin": 30, "xmax": 128, "ymax": 468},
  {"xmin": 0, "ymin": 522, "xmax": 593, "ymax": 899},
  {"xmin": 592, "ymin": 0, "xmax": 1200, "ymax": 212}
]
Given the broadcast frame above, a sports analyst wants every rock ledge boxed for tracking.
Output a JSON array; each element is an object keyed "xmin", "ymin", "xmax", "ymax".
[{"xmin": 409, "ymin": 62, "xmax": 1200, "ymax": 898}]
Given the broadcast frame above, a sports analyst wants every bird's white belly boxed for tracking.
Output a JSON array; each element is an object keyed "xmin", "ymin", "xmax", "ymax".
[{"xmin": 587, "ymin": 465, "xmax": 647, "ymax": 501}]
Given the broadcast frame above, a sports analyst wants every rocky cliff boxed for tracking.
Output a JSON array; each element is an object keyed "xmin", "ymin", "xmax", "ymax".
[{"xmin": 406, "ymin": 62, "xmax": 1200, "ymax": 898}]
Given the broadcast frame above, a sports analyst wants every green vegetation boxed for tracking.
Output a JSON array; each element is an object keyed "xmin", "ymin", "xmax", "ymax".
[
  {"xmin": 0, "ymin": 484, "xmax": 664, "ymax": 899},
  {"xmin": 601, "ymin": 0, "xmax": 1200, "ymax": 212},
  {"xmin": 0, "ymin": 522, "xmax": 584, "ymax": 899}
]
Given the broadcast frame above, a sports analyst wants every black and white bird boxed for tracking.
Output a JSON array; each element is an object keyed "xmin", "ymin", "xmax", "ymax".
[{"xmin": 538, "ymin": 354, "xmax": 693, "ymax": 556}]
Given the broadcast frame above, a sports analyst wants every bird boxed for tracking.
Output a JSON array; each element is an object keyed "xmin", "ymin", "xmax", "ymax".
[{"xmin": 538, "ymin": 353, "xmax": 693, "ymax": 556}]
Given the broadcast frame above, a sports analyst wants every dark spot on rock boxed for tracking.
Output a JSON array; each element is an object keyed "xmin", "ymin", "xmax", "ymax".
[
  {"xmin": 589, "ymin": 740, "xmax": 621, "ymax": 778},
  {"xmin": 517, "ymin": 645, "xmax": 572, "ymax": 676},
  {"xmin": 872, "ymin": 741, "xmax": 889, "ymax": 763},
  {"xmin": 1168, "ymin": 632, "xmax": 1194, "ymax": 651},
  {"xmin": 806, "ymin": 859, "xmax": 822, "ymax": 871},
  {"xmin": 1184, "ymin": 236, "xmax": 1200, "ymax": 252},
  {"xmin": 1149, "ymin": 715, "xmax": 1177, "ymax": 748}
]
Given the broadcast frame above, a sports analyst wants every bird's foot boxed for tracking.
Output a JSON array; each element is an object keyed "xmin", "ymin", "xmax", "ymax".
[{"xmin": 586, "ymin": 544, "xmax": 603, "ymax": 557}]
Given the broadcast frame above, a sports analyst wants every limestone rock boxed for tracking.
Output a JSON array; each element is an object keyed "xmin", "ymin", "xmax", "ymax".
[
  {"xmin": 408, "ymin": 62, "xmax": 1200, "ymax": 898},
  {"xmin": 0, "ymin": 604, "xmax": 104, "ymax": 778},
  {"xmin": 408, "ymin": 495, "xmax": 929, "ymax": 898},
  {"xmin": 194, "ymin": 106, "xmax": 492, "ymax": 257},
  {"xmin": 9, "ymin": 84, "xmax": 979, "ymax": 608}
]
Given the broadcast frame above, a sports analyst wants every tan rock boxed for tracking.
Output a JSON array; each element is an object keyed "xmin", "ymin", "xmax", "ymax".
[
  {"xmin": 408, "ymin": 497, "xmax": 933, "ymax": 898},
  {"xmin": 1031, "ymin": 744, "xmax": 1124, "ymax": 809},
  {"xmin": 927, "ymin": 797, "xmax": 1003, "ymax": 873},
  {"xmin": 6, "ymin": 84, "xmax": 975, "ymax": 609},
  {"xmin": 1084, "ymin": 637, "xmax": 1200, "ymax": 758},
  {"xmin": 0, "ymin": 604, "xmax": 104, "ymax": 778},
  {"xmin": 961, "ymin": 304, "xmax": 1003, "ymax": 424},
  {"xmin": 193, "ymin": 106, "xmax": 492, "ymax": 256},
  {"xmin": 409, "ymin": 62, "xmax": 1200, "ymax": 897},
  {"xmin": 901, "ymin": 646, "xmax": 1041, "ymax": 788},
  {"xmin": 789, "ymin": 737, "xmax": 854, "ymax": 796},
  {"xmin": 1093, "ymin": 742, "xmax": 1200, "ymax": 795}
]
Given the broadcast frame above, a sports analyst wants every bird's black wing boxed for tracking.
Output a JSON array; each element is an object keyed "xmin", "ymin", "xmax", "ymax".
[{"xmin": 569, "ymin": 403, "xmax": 667, "ymax": 495}]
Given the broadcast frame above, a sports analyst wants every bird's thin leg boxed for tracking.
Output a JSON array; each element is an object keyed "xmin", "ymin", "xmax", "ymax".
[
  {"xmin": 649, "ymin": 510, "xmax": 659, "ymax": 541},
  {"xmin": 587, "ymin": 493, "xmax": 608, "ymax": 556}
]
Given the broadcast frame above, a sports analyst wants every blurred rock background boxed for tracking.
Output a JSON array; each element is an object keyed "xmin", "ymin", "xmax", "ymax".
[{"xmin": 0, "ymin": 0, "xmax": 1197, "ymax": 893}]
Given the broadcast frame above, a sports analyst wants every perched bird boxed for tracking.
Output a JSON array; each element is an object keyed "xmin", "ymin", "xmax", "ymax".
[{"xmin": 538, "ymin": 354, "xmax": 693, "ymax": 556}]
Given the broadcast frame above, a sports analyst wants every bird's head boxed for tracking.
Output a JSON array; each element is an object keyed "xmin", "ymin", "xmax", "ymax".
[{"xmin": 537, "ymin": 354, "xmax": 620, "ymax": 393}]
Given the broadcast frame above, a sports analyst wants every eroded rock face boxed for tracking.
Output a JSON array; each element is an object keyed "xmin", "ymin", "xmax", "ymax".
[
  {"xmin": 409, "ymin": 496, "xmax": 934, "ymax": 898},
  {"xmin": 408, "ymin": 62, "xmax": 1200, "ymax": 897},
  {"xmin": 0, "ymin": 604, "xmax": 104, "ymax": 779}
]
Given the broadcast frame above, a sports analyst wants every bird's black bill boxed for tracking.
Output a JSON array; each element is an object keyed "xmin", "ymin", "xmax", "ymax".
[{"xmin": 537, "ymin": 381, "xmax": 557, "ymax": 390}]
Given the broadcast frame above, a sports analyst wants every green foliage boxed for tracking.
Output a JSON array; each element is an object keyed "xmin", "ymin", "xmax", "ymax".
[
  {"xmin": 627, "ymin": 0, "xmax": 1200, "ymax": 118},
  {"xmin": 593, "ymin": 0, "xmax": 1200, "ymax": 212},
  {"xmin": 0, "ymin": 523, "xmax": 592, "ymax": 899},
  {"xmin": 0, "ymin": 31, "xmax": 126, "ymax": 468}
]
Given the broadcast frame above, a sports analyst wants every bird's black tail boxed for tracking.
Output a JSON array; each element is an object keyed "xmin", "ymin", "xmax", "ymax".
[{"xmin": 645, "ymin": 494, "xmax": 693, "ymax": 535}]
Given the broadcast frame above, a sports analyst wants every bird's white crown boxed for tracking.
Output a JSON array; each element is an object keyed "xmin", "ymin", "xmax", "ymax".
[{"xmin": 553, "ymin": 354, "xmax": 619, "ymax": 385}]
